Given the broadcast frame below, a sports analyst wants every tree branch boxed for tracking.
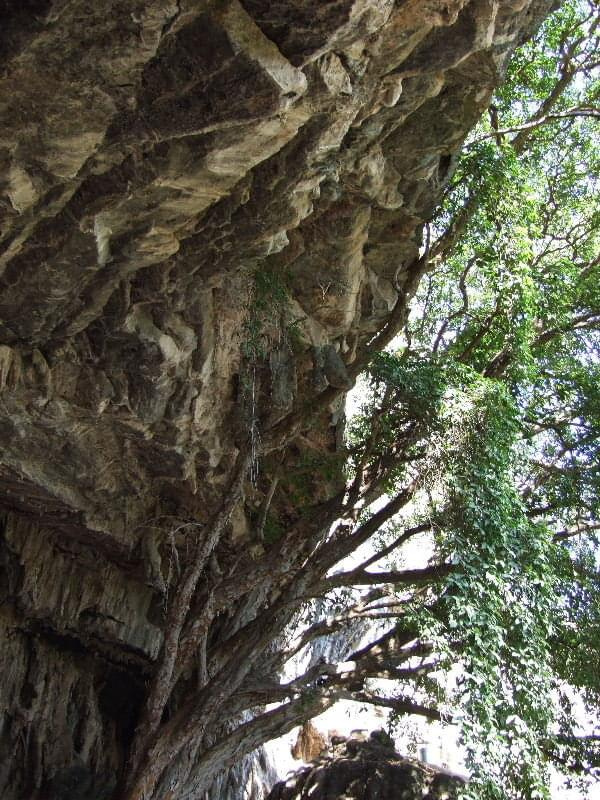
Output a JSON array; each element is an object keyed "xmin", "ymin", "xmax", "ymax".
[{"xmin": 320, "ymin": 563, "xmax": 455, "ymax": 592}]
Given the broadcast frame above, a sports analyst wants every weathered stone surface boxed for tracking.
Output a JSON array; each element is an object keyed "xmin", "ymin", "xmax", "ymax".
[
  {"xmin": 269, "ymin": 732, "xmax": 464, "ymax": 800},
  {"xmin": 0, "ymin": 1, "xmax": 554, "ymax": 797},
  {"xmin": 291, "ymin": 721, "xmax": 328, "ymax": 763}
]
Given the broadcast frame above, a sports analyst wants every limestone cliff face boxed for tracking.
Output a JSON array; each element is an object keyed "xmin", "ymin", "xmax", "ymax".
[
  {"xmin": 268, "ymin": 732, "xmax": 464, "ymax": 800},
  {"xmin": 0, "ymin": 2, "xmax": 554, "ymax": 798}
]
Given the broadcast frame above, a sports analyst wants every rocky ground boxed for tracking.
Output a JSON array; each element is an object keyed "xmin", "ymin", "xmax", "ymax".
[{"xmin": 268, "ymin": 731, "xmax": 464, "ymax": 800}]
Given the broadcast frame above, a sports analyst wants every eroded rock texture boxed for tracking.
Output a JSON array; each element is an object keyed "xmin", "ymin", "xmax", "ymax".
[
  {"xmin": 268, "ymin": 732, "xmax": 464, "ymax": 800},
  {"xmin": 0, "ymin": 1, "xmax": 554, "ymax": 798}
]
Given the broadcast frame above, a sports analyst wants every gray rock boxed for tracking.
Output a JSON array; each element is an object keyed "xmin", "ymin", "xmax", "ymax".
[{"xmin": 267, "ymin": 732, "xmax": 465, "ymax": 800}]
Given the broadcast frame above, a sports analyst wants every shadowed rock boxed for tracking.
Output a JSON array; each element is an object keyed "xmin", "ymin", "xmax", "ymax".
[{"xmin": 269, "ymin": 731, "xmax": 465, "ymax": 800}]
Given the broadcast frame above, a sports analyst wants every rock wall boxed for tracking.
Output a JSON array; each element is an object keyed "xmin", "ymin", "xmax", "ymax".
[{"xmin": 0, "ymin": 1, "xmax": 555, "ymax": 798}]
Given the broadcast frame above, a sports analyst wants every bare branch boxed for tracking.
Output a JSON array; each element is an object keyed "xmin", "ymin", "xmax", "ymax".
[
  {"xmin": 351, "ymin": 691, "xmax": 445, "ymax": 723},
  {"xmin": 554, "ymin": 520, "xmax": 600, "ymax": 542},
  {"xmin": 355, "ymin": 522, "xmax": 432, "ymax": 572},
  {"xmin": 126, "ymin": 447, "xmax": 251, "ymax": 777},
  {"xmin": 311, "ymin": 481, "xmax": 420, "ymax": 579},
  {"xmin": 468, "ymin": 107, "xmax": 600, "ymax": 148},
  {"xmin": 320, "ymin": 563, "xmax": 455, "ymax": 592}
]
